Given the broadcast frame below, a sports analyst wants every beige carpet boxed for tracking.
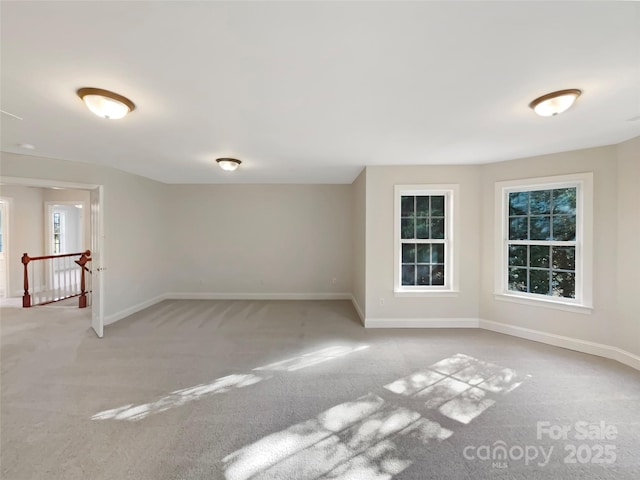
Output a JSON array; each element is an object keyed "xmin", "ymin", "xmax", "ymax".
[{"xmin": 1, "ymin": 300, "xmax": 639, "ymax": 479}]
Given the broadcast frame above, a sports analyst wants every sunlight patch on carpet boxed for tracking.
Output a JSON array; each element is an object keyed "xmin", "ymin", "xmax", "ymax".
[
  {"xmin": 223, "ymin": 394, "xmax": 451, "ymax": 480},
  {"xmin": 253, "ymin": 345, "xmax": 370, "ymax": 372},
  {"xmin": 384, "ymin": 353, "xmax": 530, "ymax": 424},
  {"xmin": 91, "ymin": 344, "xmax": 369, "ymax": 421}
]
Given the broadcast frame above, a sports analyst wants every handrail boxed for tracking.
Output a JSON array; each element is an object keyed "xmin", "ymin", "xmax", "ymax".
[
  {"xmin": 25, "ymin": 251, "xmax": 91, "ymax": 261},
  {"xmin": 22, "ymin": 250, "xmax": 92, "ymax": 308}
]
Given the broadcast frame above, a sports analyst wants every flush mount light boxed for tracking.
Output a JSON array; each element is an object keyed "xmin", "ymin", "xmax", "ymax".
[
  {"xmin": 529, "ymin": 89, "xmax": 582, "ymax": 117},
  {"xmin": 216, "ymin": 158, "xmax": 242, "ymax": 171},
  {"xmin": 77, "ymin": 87, "xmax": 136, "ymax": 119}
]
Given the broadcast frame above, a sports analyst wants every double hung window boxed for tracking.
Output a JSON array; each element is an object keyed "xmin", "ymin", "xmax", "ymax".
[
  {"xmin": 394, "ymin": 185, "xmax": 457, "ymax": 294},
  {"xmin": 496, "ymin": 173, "xmax": 593, "ymax": 311}
]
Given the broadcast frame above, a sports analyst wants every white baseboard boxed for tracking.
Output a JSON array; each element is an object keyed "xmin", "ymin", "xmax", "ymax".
[
  {"xmin": 104, "ymin": 294, "xmax": 167, "ymax": 326},
  {"xmin": 612, "ymin": 348, "xmax": 640, "ymax": 371},
  {"xmin": 165, "ymin": 292, "xmax": 352, "ymax": 301},
  {"xmin": 365, "ymin": 318, "xmax": 479, "ymax": 328},
  {"xmin": 350, "ymin": 295, "xmax": 365, "ymax": 326},
  {"xmin": 479, "ymin": 319, "xmax": 640, "ymax": 371}
]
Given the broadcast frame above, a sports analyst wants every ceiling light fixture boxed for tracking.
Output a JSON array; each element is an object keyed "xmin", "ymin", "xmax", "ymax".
[
  {"xmin": 77, "ymin": 87, "xmax": 136, "ymax": 120},
  {"xmin": 216, "ymin": 158, "xmax": 242, "ymax": 172},
  {"xmin": 529, "ymin": 89, "xmax": 582, "ymax": 117}
]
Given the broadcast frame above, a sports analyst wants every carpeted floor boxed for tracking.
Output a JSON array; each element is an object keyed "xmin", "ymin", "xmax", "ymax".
[{"xmin": 1, "ymin": 300, "xmax": 639, "ymax": 479}]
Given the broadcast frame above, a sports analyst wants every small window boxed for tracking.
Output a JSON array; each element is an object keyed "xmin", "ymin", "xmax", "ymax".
[
  {"xmin": 495, "ymin": 173, "xmax": 593, "ymax": 310},
  {"xmin": 394, "ymin": 185, "xmax": 458, "ymax": 294},
  {"xmin": 53, "ymin": 212, "xmax": 64, "ymax": 254}
]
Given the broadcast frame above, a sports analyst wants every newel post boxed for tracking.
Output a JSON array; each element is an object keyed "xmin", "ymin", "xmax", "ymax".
[
  {"xmin": 77, "ymin": 250, "xmax": 91, "ymax": 309},
  {"xmin": 22, "ymin": 253, "xmax": 31, "ymax": 308}
]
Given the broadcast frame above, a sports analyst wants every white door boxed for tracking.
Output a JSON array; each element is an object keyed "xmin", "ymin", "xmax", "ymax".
[{"xmin": 90, "ymin": 186, "xmax": 104, "ymax": 338}]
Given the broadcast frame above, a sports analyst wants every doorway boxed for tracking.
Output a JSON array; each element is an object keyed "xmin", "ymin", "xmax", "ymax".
[{"xmin": 0, "ymin": 176, "xmax": 105, "ymax": 337}]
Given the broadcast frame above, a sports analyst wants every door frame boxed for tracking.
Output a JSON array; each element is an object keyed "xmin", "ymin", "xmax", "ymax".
[
  {"xmin": 0, "ymin": 196, "xmax": 11, "ymax": 298},
  {"xmin": 0, "ymin": 176, "xmax": 105, "ymax": 336}
]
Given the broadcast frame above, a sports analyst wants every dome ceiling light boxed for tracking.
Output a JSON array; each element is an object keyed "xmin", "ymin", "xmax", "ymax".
[
  {"xmin": 77, "ymin": 87, "xmax": 136, "ymax": 120},
  {"xmin": 529, "ymin": 89, "xmax": 582, "ymax": 117},
  {"xmin": 216, "ymin": 158, "xmax": 242, "ymax": 172}
]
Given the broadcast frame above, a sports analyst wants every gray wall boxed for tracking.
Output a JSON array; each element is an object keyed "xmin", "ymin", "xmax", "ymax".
[
  {"xmin": 364, "ymin": 165, "xmax": 481, "ymax": 320},
  {"xmin": 615, "ymin": 136, "xmax": 640, "ymax": 355},
  {"xmin": 166, "ymin": 184, "xmax": 352, "ymax": 296}
]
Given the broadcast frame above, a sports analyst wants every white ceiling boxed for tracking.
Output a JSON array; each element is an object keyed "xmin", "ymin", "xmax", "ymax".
[{"xmin": 2, "ymin": 1, "xmax": 639, "ymax": 184}]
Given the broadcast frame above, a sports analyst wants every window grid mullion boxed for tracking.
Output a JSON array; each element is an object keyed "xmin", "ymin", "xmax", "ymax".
[
  {"xmin": 399, "ymin": 192, "xmax": 450, "ymax": 289},
  {"xmin": 505, "ymin": 186, "xmax": 578, "ymax": 299}
]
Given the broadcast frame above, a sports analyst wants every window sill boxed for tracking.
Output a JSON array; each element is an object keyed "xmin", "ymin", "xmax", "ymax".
[
  {"xmin": 493, "ymin": 293, "xmax": 593, "ymax": 314},
  {"xmin": 394, "ymin": 290, "xmax": 459, "ymax": 298}
]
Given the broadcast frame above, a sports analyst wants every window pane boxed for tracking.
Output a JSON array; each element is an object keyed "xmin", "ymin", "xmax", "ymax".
[
  {"xmin": 401, "ymin": 218, "xmax": 415, "ymax": 239},
  {"xmin": 417, "ymin": 265, "xmax": 430, "ymax": 285},
  {"xmin": 530, "ymin": 216, "xmax": 551, "ymax": 240},
  {"xmin": 431, "ymin": 265, "xmax": 445, "ymax": 286},
  {"xmin": 401, "ymin": 196, "xmax": 414, "ymax": 217},
  {"xmin": 508, "ymin": 268, "xmax": 527, "ymax": 292},
  {"xmin": 553, "ymin": 188, "xmax": 576, "ymax": 215},
  {"xmin": 552, "ymin": 271, "xmax": 575, "ymax": 298},
  {"xmin": 416, "ymin": 244, "xmax": 430, "ymax": 263},
  {"xmin": 530, "ymin": 190, "xmax": 551, "ymax": 214},
  {"xmin": 530, "ymin": 269, "xmax": 550, "ymax": 295},
  {"xmin": 416, "ymin": 218, "xmax": 429, "ymax": 239},
  {"xmin": 509, "ymin": 217, "xmax": 528, "ymax": 240},
  {"xmin": 398, "ymin": 189, "xmax": 450, "ymax": 290},
  {"xmin": 552, "ymin": 215, "xmax": 576, "ymax": 241},
  {"xmin": 402, "ymin": 244, "xmax": 415, "ymax": 264},
  {"xmin": 430, "ymin": 196, "xmax": 445, "ymax": 216},
  {"xmin": 431, "ymin": 244, "xmax": 445, "ymax": 263},
  {"xmin": 506, "ymin": 185, "xmax": 580, "ymax": 301},
  {"xmin": 508, "ymin": 245, "xmax": 527, "ymax": 267},
  {"xmin": 552, "ymin": 246, "xmax": 575, "ymax": 271},
  {"xmin": 430, "ymin": 218, "xmax": 445, "ymax": 239},
  {"xmin": 509, "ymin": 191, "xmax": 529, "ymax": 216},
  {"xmin": 416, "ymin": 196, "xmax": 429, "ymax": 217},
  {"xmin": 402, "ymin": 265, "xmax": 415, "ymax": 286},
  {"xmin": 530, "ymin": 245, "xmax": 550, "ymax": 268}
]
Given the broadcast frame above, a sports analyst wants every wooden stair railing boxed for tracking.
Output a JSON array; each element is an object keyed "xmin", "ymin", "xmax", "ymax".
[
  {"xmin": 22, "ymin": 250, "xmax": 92, "ymax": 308},
  {"xmin": 75, "ymin": 252, "xmax": 92, "ymax": 309}
]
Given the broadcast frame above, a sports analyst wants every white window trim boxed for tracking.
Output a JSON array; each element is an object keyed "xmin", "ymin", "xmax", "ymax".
[
  {"xmin": 394, "ymin": 184, "xmax": 460, "ymax": 296},
  {"xmin": 494, "ymin": 173, "xmax": 593, "ymax": 313}
]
